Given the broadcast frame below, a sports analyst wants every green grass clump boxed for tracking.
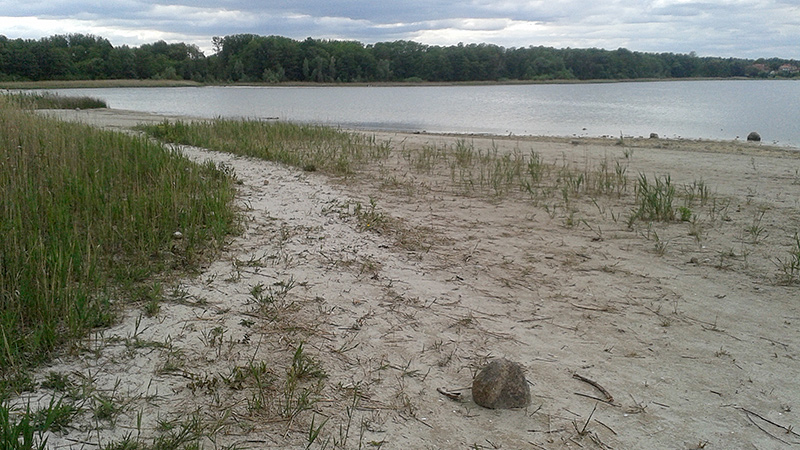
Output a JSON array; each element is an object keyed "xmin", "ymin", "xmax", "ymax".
[
  {"xmin": 631, "ymin": 173, "xmax": 676, "ymax": 223},
  {"xmin": 0, "ymin": 401, "xmax": 50, "ymax": 450},
  {"xmin": 0, "ymin": 96, "xmax": 238, "ymax": 385},
  {"xmin": 141, "ymin": 119, "xmax": 391, "ymax": 175},
  {"xmin": 5, "ymin": 92, "xmax": 107, "ymax": 110}
]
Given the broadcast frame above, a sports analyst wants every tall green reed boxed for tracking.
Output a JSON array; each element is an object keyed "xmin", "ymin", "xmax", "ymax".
[
  {"xmin": 0, "ymin": 96, "xmax": 237, "ymax": 383},
  {"xmin": 5, "ymin": 92, "xmax": 107, "ymax": 110}
]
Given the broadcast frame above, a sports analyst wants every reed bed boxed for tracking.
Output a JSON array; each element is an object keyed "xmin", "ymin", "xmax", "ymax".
[
  {"xmin": 5, "ymin": 92, "xmax": 108, "ymax": 110},
  {"xmin": 142, "ymin": 119, "xmax": 391, "ymax": 175},
  {"xmin": 0, "ymin": 96, "xmax": 238, "ymax": 384}
]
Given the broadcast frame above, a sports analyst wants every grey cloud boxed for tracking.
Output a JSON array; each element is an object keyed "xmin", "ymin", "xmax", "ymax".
[{"xmin": 0, "ymin": 0, "xmax": 797, "ymax": 58}]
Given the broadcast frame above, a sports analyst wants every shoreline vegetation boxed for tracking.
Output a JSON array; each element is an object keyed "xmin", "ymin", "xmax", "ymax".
[
  {"xmin": 5, "ymin": 91, "xmax": 109, "ymax": 109},
  {"xmin": 141, "ymin": 119, "xmax": 392, "ymax": 175},
  {"xmin": 1, "ymin": 76, "xmax": 797, "ymax": 90},
  {"xmin": 0, "ymin": 94, "xmax": 238, "ymax": 391},
  {"xmin": 0, "ymin": 79, "xmax": 203, "ymax": 90},
  {"xmin": 1, "ymin": 33, "xmax": 798, "ymax": 87}
]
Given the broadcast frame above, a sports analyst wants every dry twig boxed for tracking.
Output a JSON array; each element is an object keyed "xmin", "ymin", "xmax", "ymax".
[
  {"xmin": 570, "ymin": 303, "xmax": 609, "ymax": 312},
  {"xmin": 436, "ymin": 387, "xmax": 462, "ymax": 401},
  {"xmin": 573, "ymin": 373, "xmax": 614, "ymax": 404},
  {"xmin": 737, "ymin": 407, "xmax": 800, "ymax": 440},
  {"xmin": 744, "ymin": 413, "xmax": 792, "ymax": 445}
]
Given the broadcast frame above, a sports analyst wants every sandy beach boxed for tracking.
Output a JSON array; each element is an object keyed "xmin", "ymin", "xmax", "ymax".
[{"xmin": 26, "ymin": 108, "xmax": 800, "ymax": 449}]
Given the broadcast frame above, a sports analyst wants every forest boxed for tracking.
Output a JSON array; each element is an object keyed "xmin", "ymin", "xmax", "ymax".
[{"xmin": 1, "ymin": 33, "xmax": 798, "ymax": 83}]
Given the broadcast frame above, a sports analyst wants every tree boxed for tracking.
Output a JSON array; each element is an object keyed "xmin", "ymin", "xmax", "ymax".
[
  {"xmin": 1, "ymin": 32, "xmax": 796, "ymax": 82},
  {"xmin": 2, "ymin": 38, "xmax": 39, "ymax": 80}
]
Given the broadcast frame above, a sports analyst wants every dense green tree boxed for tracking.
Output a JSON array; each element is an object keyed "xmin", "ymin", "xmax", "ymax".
[
  {"xmin": 370, "ymin": 40, "xmax": 428, "ymax": 80},
  {"xmin": 2, "ymin": 38, "xmax": 40, "ymax": 80},
  {"xmin": 1, "ymin": 32, "xmax": 797, "ymax": 83}
]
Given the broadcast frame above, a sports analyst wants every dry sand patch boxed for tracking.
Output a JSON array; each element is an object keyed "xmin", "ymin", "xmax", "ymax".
[{"xmin": 23, "ymin": 109, "xmax": 800, "ymax": 449}]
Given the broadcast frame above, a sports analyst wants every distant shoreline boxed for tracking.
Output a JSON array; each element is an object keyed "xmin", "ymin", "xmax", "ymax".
[{"xmin": 2, "ymin": 76, "xmax": 792, "ymax": 90}]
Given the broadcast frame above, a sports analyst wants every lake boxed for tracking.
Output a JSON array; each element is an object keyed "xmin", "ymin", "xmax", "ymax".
[{"xmin": 44, "ymin": 80, "xmax": 800, "ymax": 148}]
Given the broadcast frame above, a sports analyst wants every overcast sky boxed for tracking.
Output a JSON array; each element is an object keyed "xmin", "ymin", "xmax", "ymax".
[{"xmin": 2, "ymin": 0, "xmax": 798, "ymax": 59}]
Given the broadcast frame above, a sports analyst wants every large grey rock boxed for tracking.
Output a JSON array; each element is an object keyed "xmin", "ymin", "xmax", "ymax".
[
  {"xmin": 747, "ymin": 131, "xmax": 761, "ymax": 142},
  {"xmin": 472, "ymin": 359, "xmax": 531, "ymax": 409}
]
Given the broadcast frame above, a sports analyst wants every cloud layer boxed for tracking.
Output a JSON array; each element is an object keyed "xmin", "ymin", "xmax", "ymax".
[{"xmin": 1, "ymin": 0, "xmax": 798, "ymax": 59}]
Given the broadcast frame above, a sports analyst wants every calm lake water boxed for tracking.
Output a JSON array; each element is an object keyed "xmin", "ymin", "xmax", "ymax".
[{"xmin": 46, "ymin": 80, "xmax": 800, "ymax": 148}]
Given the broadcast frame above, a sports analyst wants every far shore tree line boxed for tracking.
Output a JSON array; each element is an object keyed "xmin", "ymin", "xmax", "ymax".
[{"xmin": 1, "ymin": 33, "xmax": 798, "ymax": 83}]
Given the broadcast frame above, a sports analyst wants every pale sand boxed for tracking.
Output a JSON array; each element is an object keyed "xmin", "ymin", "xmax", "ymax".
[{"xmin": 24, "ymin": 109, "xmax": 800, "ymax": 449}]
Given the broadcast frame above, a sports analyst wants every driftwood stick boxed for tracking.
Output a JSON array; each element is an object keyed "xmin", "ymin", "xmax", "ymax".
[{"xmin": 573, "ymin": 373, "xmax": 614, "ymax": 403}]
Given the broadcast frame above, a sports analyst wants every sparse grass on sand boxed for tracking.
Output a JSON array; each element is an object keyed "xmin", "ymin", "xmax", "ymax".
[
  {"xmin": 0, "ymin": 95, "xmax": 238, "ymax": 395},
  {"xmin": 141, "ymin": 119, "xmax": 392, "ymax": 175}
]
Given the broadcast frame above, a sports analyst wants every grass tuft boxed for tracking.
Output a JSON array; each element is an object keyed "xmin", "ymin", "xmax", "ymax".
[
  {"xmin": 631, "ymin": 173, "xmax": 676, "ymax": 223},
  {"xmin": 776, "ymin": 232, "xmax": 800, "ymax": 284}
]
